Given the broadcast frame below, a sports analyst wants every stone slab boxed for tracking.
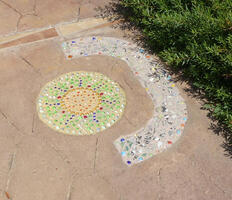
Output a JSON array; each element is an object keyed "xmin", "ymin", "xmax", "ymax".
[
  {"xmin": 0, "ymin": 28, "xmax": 58, "ymax": 49},
  {"xmin": 57, "ymin": 18, "xmax": 108, "ymax": 37}
]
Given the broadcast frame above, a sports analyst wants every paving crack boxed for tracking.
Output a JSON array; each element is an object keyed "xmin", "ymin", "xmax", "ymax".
[
  {"xmin": 76, "ymin": 6, "xmax": 80, "ymax": 22},
  {"xmin": 157, "ymin": 167, "xmax": 162, "ymax": 182},
  {"xmin": 93, "ymin": 137, "xmax": 99, "ymax": 172},
  {"xmin": 124, "ymin": 115, "xmax": 136, "ymax": 127},
  {"xmin": 0, "ymin": 0, "xmax": 22, "ymax": 16},
  {"xmin": 33, "ymin": 0, "xmax": 38, "ymax": 16},
  {"xmin": 16, "ymin": 15, "xmax": 23, "ymax": 32},
  {"xmin": 66, "ymin": 182, "xmax": 72, "ymax": 200},
  {"xmin": 19, "ymin": 56, "xmax": 43, "ymax": 78},
  {"xmin": 123, "ymin": 78, "xmax": 134, "ymax": 91},
  {"xmin": 0, "ymin": 109, "xmax": 23, "ymax": 135},
  {"xmin": 8, "ymin": 152, "xmax": 16, "ymax": 171},
  {"xmin": 32, "ymin": 113, "xmax": 35, "ymax": 133},
  {"xmin": 156, "ymin": 167, "xmax": 169, "ymax": 196},
  {"xmin": 66, "ymin": 170, "xmax": 80, "ymax": 200},
  {"xmin": 110, "ymin": 64, "xmax": 114, "ymax": 75},
  {"xmin": 5, "ymin": 150, "xmax": 17, "ymax": 193},
  {"xmin": 39, "ymin": 137, "xmax": 72, "ymax": 167}
]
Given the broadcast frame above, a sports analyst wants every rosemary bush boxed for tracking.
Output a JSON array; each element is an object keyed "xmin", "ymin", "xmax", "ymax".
[{"xmin": 120, "ymin": 0, "xmax": 232, "ymax": 134}]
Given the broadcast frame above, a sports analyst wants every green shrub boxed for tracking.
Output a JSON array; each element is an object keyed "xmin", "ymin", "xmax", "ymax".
[{"xmin": 120, "ymin": 0, "xmax": 232, "ymax": 134}]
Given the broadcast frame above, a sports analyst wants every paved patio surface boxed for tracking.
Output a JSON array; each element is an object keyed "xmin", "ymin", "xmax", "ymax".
[{"xmin": 0, "ymin": 1, "xmax": 231, "ymax": 200}]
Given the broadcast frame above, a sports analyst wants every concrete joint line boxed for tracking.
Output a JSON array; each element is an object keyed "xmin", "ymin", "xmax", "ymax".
[{"xmin": 0, "ymin": 18, "xmax": 119, "ymax": 50}]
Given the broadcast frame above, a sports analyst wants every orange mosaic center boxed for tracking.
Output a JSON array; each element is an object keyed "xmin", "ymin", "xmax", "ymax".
[{"xmin": 62, "ymin": 88, "xmax": 101, "ymax": 115}]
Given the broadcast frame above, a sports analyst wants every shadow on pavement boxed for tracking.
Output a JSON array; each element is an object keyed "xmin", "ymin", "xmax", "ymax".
[{"xmin": 96, "ymin": 0, "xmax": 232, "ymax": 158}]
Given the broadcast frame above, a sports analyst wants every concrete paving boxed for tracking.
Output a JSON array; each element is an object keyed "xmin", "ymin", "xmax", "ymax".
[{"xmin": 0, "ymin": 1, "xmax": 231, "ymax": 200}]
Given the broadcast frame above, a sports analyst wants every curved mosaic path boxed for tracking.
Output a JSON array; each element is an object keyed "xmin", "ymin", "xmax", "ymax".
[
  {"xmin": 61, "ymin": 37, "xmax": 188, "ymax": 166},
  {"xmin": 37, "ymin": 71, "xmax": 126, "ymax": 135}
]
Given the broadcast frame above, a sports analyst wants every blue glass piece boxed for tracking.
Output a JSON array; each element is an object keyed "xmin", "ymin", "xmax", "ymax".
[
  {"xmin": 127, "ymin": 161, "xmax": 131, "ymax": 164},
  {"xmin": 120, "ymin": 138, "xmax": 125, "ymax": 142}
]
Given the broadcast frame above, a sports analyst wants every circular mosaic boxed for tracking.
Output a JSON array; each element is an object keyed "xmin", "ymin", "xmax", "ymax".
[{"xmin": 37, "ymin": 71, "xmax": 126, "ymax": 135}]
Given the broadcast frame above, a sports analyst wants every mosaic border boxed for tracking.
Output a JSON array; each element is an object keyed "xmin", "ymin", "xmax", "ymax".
[{"xmin": 62, "ymin": 37, "xmax": 188, "ymax": 166}]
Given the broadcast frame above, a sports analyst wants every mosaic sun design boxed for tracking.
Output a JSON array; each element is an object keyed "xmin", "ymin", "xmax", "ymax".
[
  {"xmin": 37, "ymin": 71, "xmax": 126, "ymax": 135},
  {"xmin": 61, "ymin": 37, "xmax": 188, "ymax": 166}
]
